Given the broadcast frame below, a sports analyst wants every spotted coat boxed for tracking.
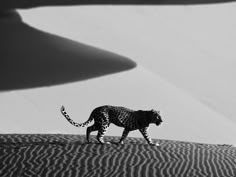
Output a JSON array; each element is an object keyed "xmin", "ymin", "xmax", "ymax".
[{"xmin": 60, "ymin": 105, "xmax": 163, "ymax": 145}]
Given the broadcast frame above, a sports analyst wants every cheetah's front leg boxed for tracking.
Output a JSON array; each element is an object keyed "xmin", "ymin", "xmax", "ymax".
[
  {"xmin": 119, "ymin": 128, "xmax": 130, "ymax": 144},
  {"xmin": 139, "ymin": 127, "xmax": 159, "ymax": 146}
]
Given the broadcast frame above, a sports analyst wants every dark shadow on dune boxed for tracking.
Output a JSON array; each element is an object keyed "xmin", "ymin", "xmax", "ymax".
[
  {"xmin": 0, "ymin": 0, "xmax": 235, "ymax": 10},
  {"xmin": 0, "ymin": 10, "xmax": 136, "ymax": 91}
]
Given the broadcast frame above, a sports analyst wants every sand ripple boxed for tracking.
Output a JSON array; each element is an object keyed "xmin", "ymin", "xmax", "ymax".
[{"xmin": 0, "ymin": 134, "xmax": 235, "ymax": 177}]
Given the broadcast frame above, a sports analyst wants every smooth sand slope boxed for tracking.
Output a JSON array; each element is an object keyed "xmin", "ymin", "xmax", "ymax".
[
  {"xmin": 18, "ymin": 4, "xmax": 236, "ymax": 125},
  {"xmin": 0, "ymin": 10, "xmax": 136, "ymax": 91},
  {"xmin": 0, "ymin": 134, "xmax": 235, "ymax": 177},
  {"xmin": 1, "ymin": 0, "xmax": 235, "ymax": 10},
  {"xmin": 1, "ymin": 66, "xmax": 236, "ymax": 144},
  {"xmin": 1, "ymin": 4, "xmax": 236, "ymax": 144}
]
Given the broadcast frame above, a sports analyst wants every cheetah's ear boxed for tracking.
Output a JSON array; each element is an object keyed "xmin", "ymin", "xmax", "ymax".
[
  {"xmin": 151, "ymin": 109, "xmax": 161, "ymax": 114},
  {"xmin": 151, "ymin": 109, "xmax": 160, "ymax": 114},
  {"xmin": 151, "ymin": 109, "xmax": 156, "ymax": 113}
]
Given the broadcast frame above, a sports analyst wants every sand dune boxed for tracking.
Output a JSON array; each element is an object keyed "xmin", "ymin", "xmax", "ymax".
[
  {"xmin": 0, "ymin": 10, "xmax": 136, "ymax": 91},
  {"xmin": 20, "ymin": 5, "xmax": 236, "ymax": 125},
  {"xmin": 0, "ymin": 134, "xmax": 235, "ymax": 177},
  {"xmin": 1, "ymin": 4, "xmax": 236, "ymax": 146},
  {"xmin": 1, "ymin": 66, "xmax": 236, "ymax": 144},
  {"xmin": 0, "ymin": 0, "xmax": 235, "ymax": 10}
]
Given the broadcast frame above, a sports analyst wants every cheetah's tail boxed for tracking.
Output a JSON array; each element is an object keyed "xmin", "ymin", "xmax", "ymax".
[{"xmin": 60, "ymin": 106, "xmax": 92, "ymax": 128}]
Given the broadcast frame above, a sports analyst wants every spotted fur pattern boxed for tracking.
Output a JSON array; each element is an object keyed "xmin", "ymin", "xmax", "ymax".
[{"xmin": 60, "ymin": 105, "xmax": 163, "ymax": 145}]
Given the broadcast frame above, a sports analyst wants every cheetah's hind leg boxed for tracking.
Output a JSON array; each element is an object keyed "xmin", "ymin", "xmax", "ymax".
[
  {"xmin": 96, "ymin": 125, "xmax": 110, "ymax": 145},
  {"xmin": 86, "ymin": 124, "xmax": 99, "ymax": 143}
]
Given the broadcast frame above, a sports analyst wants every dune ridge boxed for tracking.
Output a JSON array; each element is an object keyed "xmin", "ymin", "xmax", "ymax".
[
  {"xmin": 0, "ymin": 134, "xmax": 235, "ymax": 177},
  {"xmin": 1, "ymin": 0, "xmax": 236, "ymax": 10}
]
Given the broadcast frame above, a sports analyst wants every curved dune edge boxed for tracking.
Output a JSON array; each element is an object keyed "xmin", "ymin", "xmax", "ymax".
[
  {"xmin": 0, "ymin": 11, "xmax": 136, "ymax": 91},
  {"xmin": 0, "ymin": 0, "xmax": 236, "ymax": 10},
  {"xmin": 0, "ymin": 134, "xmax": 235, "ymax": 177}
]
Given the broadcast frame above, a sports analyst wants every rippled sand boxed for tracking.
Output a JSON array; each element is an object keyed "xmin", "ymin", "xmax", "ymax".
[{"xmin": 0, "ymin": 134, "xmax": 235, "ymax": 177}]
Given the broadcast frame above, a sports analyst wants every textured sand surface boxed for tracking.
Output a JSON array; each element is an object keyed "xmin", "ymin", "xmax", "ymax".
[{"xmin": 0, "ymin": 134, "xmax": 235, "ymax": 177}]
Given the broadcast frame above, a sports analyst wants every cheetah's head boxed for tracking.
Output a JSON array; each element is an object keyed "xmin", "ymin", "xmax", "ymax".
[{"xmin": 150, "ymin": 109, "xmax": 163, "ymax": 126}]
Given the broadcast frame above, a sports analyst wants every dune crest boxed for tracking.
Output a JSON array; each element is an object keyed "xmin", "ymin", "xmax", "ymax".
[{"xmin": 0, "ymin": 0, "xmax": 236, "ymax": 10}]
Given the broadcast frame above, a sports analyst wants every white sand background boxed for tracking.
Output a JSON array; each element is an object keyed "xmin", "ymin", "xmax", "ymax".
[{"xmin": 1, "ymin": 3, "xmax": 236, "ymax": 144}]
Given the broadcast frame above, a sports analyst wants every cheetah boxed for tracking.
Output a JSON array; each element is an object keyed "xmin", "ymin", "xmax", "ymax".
[{"xmin": 60, "ymin": 105, "xmax": 163, "ymax": 146}]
